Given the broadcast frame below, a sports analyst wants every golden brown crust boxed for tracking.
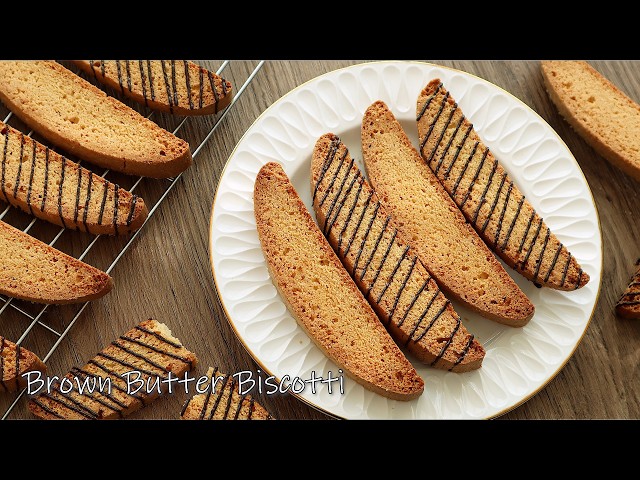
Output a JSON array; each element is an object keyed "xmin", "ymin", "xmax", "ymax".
[
  {"xmin": 417, "ymin": 80, "xmax": 588, "ymax": 291},
  {"xmin": 541, "ymin": 60, "xmax": 640, "ymax": 183},
  {"xmin": 0, "ymin": 336, "xmax": 46, "ymax": 393},
  {"xmin": 0, "ymin": 220, "xmax": 113, "ymax": 304},
  {"xmin": 0, "ymin": 61, "xmax": 192, "ymax": 178},
  {"xmin": 28, "ymin": 319, "xmax": 198, "ymax": 420},
  {"xmin": 180, "ymin": 367, "xmax": 274, "ymax": 420},
  {"xmin": 616, "ymin": 261, "xmax": 640, "ymax": 319},
  {"xmin": 254, "ymin": 161, "xmax": 424, "ymax": 401},
  {"xmin": 312, "ymin": 133, "xmax": 485, "ymax": 371},
  {"xmin": 0, "ymin": 121, "xmax": 147, "ymax": 234},
  {"xmin": 364, "ymin": 101, "xmax": 534, "ymax": 327},
  {"xmin": 73, "ymin": 60, "xmax": 233, "ymax": 116}
]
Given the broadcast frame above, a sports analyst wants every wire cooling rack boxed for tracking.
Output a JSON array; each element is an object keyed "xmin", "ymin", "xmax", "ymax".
[{"xmin": 0, "ymin": 60, "xmax": 265, "ymax": 419}]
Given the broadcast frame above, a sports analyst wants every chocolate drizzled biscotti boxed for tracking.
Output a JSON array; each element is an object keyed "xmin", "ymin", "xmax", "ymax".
[
  {"xmin": 541, "ymin": 61, "xmax": 640, "ymax": 183},
  {"xmin": 29, "ymin": 320, "xmax": 197, "ymax": 420},
  {"xmin": 416, "ymin": 79, "xmax": 589, "ymax": 291},
  {"xmin": 616, "ymin": 260, "xmax": 640, "ymax": 319},
  {"xmin": 312, "ymin": 134, "xmax": 485, "ymax": 371},
  {"xmin": 0, "ymin": 61, "xmax": 192, "ymax": 178},
  {"xmin": 255, "ymin": 162, "xmax": 424, "ymax": 401},
  {"xmin": 73, "ymin": 60, "xmax": 233, "ymax": 116},
  {"xmin": 363, "ymin": 101, "xmax": 534, "ymax": 327},
  {"xmin": 0, "ymin": 220, "xmax": 112, "ymax": 304},
  {"xmin": 181, "ymin": 367, "xmax": 273, "ymax": 420},
  {"xmin": 0, "ymin": 122, "xmax": 147, "ymax": 234},
  {"xmin": 0, "ymin": 337, "xmax": 46, "ymax": 393}
]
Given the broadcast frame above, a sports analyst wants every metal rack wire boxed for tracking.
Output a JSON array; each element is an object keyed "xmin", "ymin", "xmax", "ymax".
[{"xmin": 0, "ymin": 60, "xmax": 265, "ymax": 419}]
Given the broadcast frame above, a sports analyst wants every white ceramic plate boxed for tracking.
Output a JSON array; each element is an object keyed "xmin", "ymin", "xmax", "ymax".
[{"xmin": 209, "ymin": 62, "xmax": 602, "ymax": 419}]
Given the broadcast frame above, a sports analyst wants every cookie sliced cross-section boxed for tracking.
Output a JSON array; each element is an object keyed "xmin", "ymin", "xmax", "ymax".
[
  {"xmin": 0, "ymin": 121, "xmax": 147, "ymax": 234},
  {"xmin": 616, "ymin": 260, "xmax": 640, "ymax": 319},
  {"xmin": 0, "ymin": 336, "xmax": 46, "ymax": 393},
  {"xmin": 0, "ymin": 220, "xmax": 112, "ymax": 304},
  {"xmin": 416, "ymin": 79, "xmax": 588, "ymax": 291},
  {"xmin": 28, "ymin": 319, "xmax": 198, "ymax": 419},
  {"xmin": 312, "ymin": 133, "xmax": 485, "ymax": 371},
  {"xmin": 74, "ymin": 60, "xmax": 233, "ymax": 116},
  {"xmin": 181, "ymin": 367, "xmax": 273, "ymax": 420},
  {"xmin": 254, "ymin": 161, "xmax": 424, "ymax": 401}
]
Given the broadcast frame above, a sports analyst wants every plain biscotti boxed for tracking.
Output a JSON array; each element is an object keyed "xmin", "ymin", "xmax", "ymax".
[
  {"xmin": 0, "ymin": 336, "xmax": 46, "ymax": 393},
  {"xmin": 0, "ymin": 61, "xmax": 192, "ymax": 178},
  {"xmin": 181, "ymin": 367, "xmax": 273, "ymax": 420},
  {"xmin": 254, "ymin": 162, "xmax": 424, "ymax": 401},
  {"xmin": 616, "ymin": 260, "xmax": 640, "ymax": 319},
  {"xmin": 28, "ymin": 319, "xmax": 198, "ymax": 419},
  {"xmin": 312, "ymin": 134, "xmax": 485, "ymax": 371},
  {"xmin": 363, "ymin": 101, "xmax": 534, "ymax": 327},
  {"xmin": 0, "ymin": 220, "xmax": 112, "ymax": 304},
  {"xmin": 541, "ymin": 60, "xmax": 640, "ymax": 183},
  {"xmin": 417, "ymin": 80, "xmax": 589, "ymax": 291},
  {"xmin": 0, "ymin": 121, "xmax": 147, "ymax": 234},
  {"xmin": 73, "ymin": 60, "xmax": 233, "ymax": 116}
]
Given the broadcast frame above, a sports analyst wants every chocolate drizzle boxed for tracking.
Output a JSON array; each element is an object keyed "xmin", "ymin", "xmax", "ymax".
[
  {"xmin": 452, "ymin": 141, "xmax": 479, "ymax": 198},
  {"xmin": 73, "ymin": 161, "xmax": 83, "ymax": 225},
  {"xmin": 138, "ymin": 60, "xmax": 149, "ymax": 107},
  {"xmin": 82, "ymin": 172, "xmax": 93, "ymax": 233},
  {"xmin": 0, "ymin": 337, "xmax": 6, "ymax": 392},
  {"xmin": 116, "ymin": 60, "xmax": 125, "ymax": 94},
  {"xmin": 313, "ymin": 137, "xmax": 473, "ymax": 369},
  {"xmin": 532, "ymin": 228, "xmax": 551, "ymax": 281},
  {"xmin": 184, "ymin": 60, "xmax": 194, "ymax": 111},
  {"xmin": 161, "ymin": 60, "xmax": 175, "ymax": 113},
  {"xmin": 26, "ymin": 142, "xmax": 37, "ymax": 215},
  {"xmin": 40, "ymin": 148, "xmax": 49, "ymax": 212},
  {"xmin": 58, "ymin": 157, "xmax": 67, "ymax": 228},
  {"xmin": 416, "ymin": 82, "xmax": 442, "ymax": 121},
  {"xmin": 12, "ymin": 132, "xmax": 24, "ymax": 200},
  {"xmin": 492, "ymin": 180, "xmax": 513, "ymax": 249}
]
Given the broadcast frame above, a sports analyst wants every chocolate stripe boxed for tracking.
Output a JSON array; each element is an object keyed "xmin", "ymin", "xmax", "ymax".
[
  {"xmin": 313, "ymin": 138, "xmax": 339, "ymax": 202},
  {"xmin": 559, "ymin": 254, "xmax": 572, "ymax": 287},
  {"xmin": 222, "ymin": 378, "xmax": 236, "ymax": 419},
  {"xmin": 233, "ymin": 394, "xmax": 248, "ymax": 420},
  {"xmin": 196, "ymin": 366, "xmax": 219, "ymax": 419},
  {"xmin": 0, "ymin": 338, "xmax": 6, "ymax": 392},
  {"xmin": 125, "ymin": 60, "xmax": 132, "ymax": 93},
  {"xmin": 116, "ymin": 60, "xmax": 125, "ymax": 94},
  {"xmin": 574, "ymin": 269, "xmax": 583, "ymax": 290},
  {"xmin": 480, "ymin": 172, "xmax": 507, "ymax": 233},
  {"xmin": 396, "ymin": 277, "xmax": 430, "ymax": 328},
  {"xmin": 12, "ymin": 131, "xmax": 24, "ymax": 200},
  {"xmin": 40, "ymin": 391, "xmax": 96, "ymax": 419},
  {"xmin": 532, "ymin": 228, "xmax": 551, "ymax": 281},
  {"xmin": 134, "ymin": 325, "xmax": 184, "ymax": 350},
  {"xmin": 119, "ymin": 335, "xmax": 193, "ymax": 366},
  {"xmin": 40, "ymin": 148, "xmax": 49, "ymax": 212},
  {"xmin": 58, "ymin": 157, "xmax": 67, "ymax": 228},
  {"xmin": 110, "ymin": 341, "xmax": 170, "ymax": 374},
  {"xmin": 96, "ymin": 352, "xmax": 167, "ymax": 380},
  {"xmin": 431, "ymin": 318, "xmax": 461, "ymax": 367},
  {"xmin": 319, "ymin": 148, "xmax": 349, "ymax": 207},
  {"xmin": 521, "ymin": 218, "xmax": 543, "ymax": 269},
  {"xmin": 365, "ymin": 228, "xmax": 397, "ymax": 298},
  {"xmin": 375, "ymin": 245, "xmax": 410, "ymax": 304},
  {"xmin": 51, "ymin": 382, "xmax": 102, "ymax": 418},
  {"xmin": 518, "ymin": 211, "xmax": 537, "ymax": 253},
  {"xmin": 112, "ymin": 184, "xmax": 119, "ymax": 236},
  {"xmin": 416, "ymin": 82, "xmax": 443, "ymax": 121},
  {"xmin": 184, "ymin": 60, "xmax": 194, "ymax": 110},
  {"xmin": 208, "ymin": 70, "xmax": 220, "ymax": 114},
  {"xmin": 73, "ymin": 162, "xmax": 83, "ymax": 225},
  {"xmin": 161, "ymin": 60, "xmax": 174, "ymax": 113},
  {"xmin": 492, "ymin": 180, "xmax": 513, "ymax": 249},
  {"xmin": 30, "ymin": 398, "xmax": 65, "ymax": 419},
  {"xmin": 406, "ymin": 287, "xmax": 441, "ymax": 343},
  {"xmin": 501, "ymin": 195, "xmax": 525, "ymax": 251},
  {"xmin": 87, "ymin": 360, "xmax": 147, "ymax": 404},
  {"xmin": 0, "ymin": 125, "xmax": 8, "ymax": 200},
  {"xmin": 138, "ymin": 60, "xmax": 149, "ymax": 107},
  {"xmin": 443, "ymin": 122, "xmax": 473, "ymax": 179},
  {"xmin": 126, "ymin": 194, "xmax": 139, "ymax": 227},
  {"xmin": 207, "ymin": 374, "xmax": 231, "ymax": 420},
  {"xmin": 343, "ymin": 194, "xmax": 376, "ymax": 257},
  {"xmin": 351, "ymin": 193, "xmax": 380, "ymax": 272},
  {"xmin": 82, "ymin": 172, "xmax": 93, "ymax": 233},
  {"xmin": 359, "ymin": 215, "xmax": 391, "ymax": 282},
  {"xmin": 434, "ymin": 113, "xmax": 465, "ymax": 174},
  {"xmin": 170, "ymin": 60, "xmax": 179, "ymax": 109},
  {"xmin": 25, "ymin": 141, "xmax": 37, "ymax": 215},
  {"xmin": 70, "ymin": 367, "xmax": 127, "ymax": 412},
  {"xmin": 335, "ymin": 178, "xmax": 363, "ymax": 252},
  {"xmin": 452, "ymin": 141, "xmax": 479, "ymax": 197},
  {"xmin": 450, "ymin": 334, "xmax": 475, "ymax": 371},
  {"xmin": 387, "ymin": 255, "xmax": 418, "ymax": 324},
  {"xmin": 427, "ymin": 100, "xmax": 458, "ymax": 167},
  {"xmin": 323, "ymin": 157, "xmax": 357, "ymax": 232},
  {"xmin": 460, "ymin": 147, "xmax": 489, "ymax": 210},
  {"xmin": 420, "ymin": 91, "xmax": 450, "ymax": 156},
  {"xmin": 146, "ymin": 60, "xmax": 156, "ymax": 104},
  {"xmin": 543, "ymin": 243, "xmax": 563, "ymax": 283},
  {"xmin": 471, "ymin": 158, "xmax": 498, "ymax": 224},
  {"xmin": 198, "ymin": 67, "xmax": 205, "ymax": 110},
  {"xmin": 415, "ymin": 301, "xmax": 449, "ymax": 342}
]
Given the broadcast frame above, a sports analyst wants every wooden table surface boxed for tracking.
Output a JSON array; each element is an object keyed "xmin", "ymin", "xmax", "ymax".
[{"xmin": 1, "ymin": 60, "xmax": 639, "ymax": 420}]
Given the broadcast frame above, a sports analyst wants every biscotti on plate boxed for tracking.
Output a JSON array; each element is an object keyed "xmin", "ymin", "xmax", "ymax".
[
  {"xmin": 312, "ymin": 133, "xmax": 485, "ymax": 371},
  {"xmin": 254, "ymin": 161, "xmax": 424, "ymax": 401},
  {"xmin": 181, "ymin": 367, "xmax": 273, "ymax": 420},
  {"xmin": 0, "ymin": 220, "xmax": 112, "ymax": 304},
  {"xmin": 416, "ymin": 79, "xmax": 589, "ymax": 291},
  {"xmin": 0, "ymin": 337, "xmax": 46, "ymax": 393},
  {"xmin": 28, "ymin": 319, "xmax": 197, "ymax": 420},
  {"xmin": 0, "ymin": 121, "xmax": 147, "ymax": 234},
  {"xmin": 73, "ymin": 60, "xmax": 233, "ymax": 116},
  {"xmin": 616, "ymin": 261, "xmax": 640, "ymax": 319},
  {"xmin": 0, "ymin": 61, "xmax": 192, "ymax": 178},
  {"xmin": 541, "ymin": 60, "xmax": 640, "ymax": 183},
  {"xmin": 363, "ymin": 101, "xmax": 534, "ymax": 327}
]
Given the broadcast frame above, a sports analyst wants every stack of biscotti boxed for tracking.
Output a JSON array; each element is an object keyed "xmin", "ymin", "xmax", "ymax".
[
  {"xmin": 0, "ymin": 337, "xmax": 46, "ymax": 393},
  {"xmin": 0, "ymin": 121, "xmax": 147, "ymax": 234},
  {"xmin": 73, "ymin": 60, "xmax": 233, "ymax": 116},
  {"xmin": 0, "ymin": 220, "xmax": 112, "ymax": 304},
  {"xmin": 416, "ymin": 79, "xmax": 588, "ymax": 291},
  {"xmin": 312, "ymin": 133, "xmax": 486, "ymax": 371},
  {"xmin": 0, "ymin": 61, "xmax": 192, "ymax": 178},
  {"xmin": 255, "ymin": 161, "xmax": 424, "ymax": 400},
  {"xmin": 181, "ymin": 367, "xmax": 273, "ymax": 420},
  {"xmin": 541, "ymin": 60, "xmax": 640, "ymax": 183},
  {"xmin": 362, "ymin": 101, "xmax": 534, "ymax": 327},
  {"xmin": 29, "ymin": 320, "xmax": 197, "ymax": 420}
]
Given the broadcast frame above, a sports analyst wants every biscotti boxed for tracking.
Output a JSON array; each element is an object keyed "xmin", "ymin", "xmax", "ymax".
[
  {"xmin": 541, "ymin": 60, "xmax": 640, "ymax": 183},
  {"xmin": 254, "ymin": 162, "xmax": 424, "ymax": 401},
  {"xmin": 0, "ymin": 61, "xmax": 192, "ymax": 178},
  {"xmin": 312, "ymin": 134, "xmax": 485, "ymax": 371},
  {"xmin": 417, "ymin": 80, "xmax": 589, "ymax": 291},
  {"xmin": 363, "ymin": 101, "xmax": 534, "ymax": 327},
  {"xmin": 28, "ymin": 319, "xmax": 197, "ymax": 419},
  {"xmin": 181, "ymin": 367, "xmax": 273, "ymax": 420},
  {"xmin": 73, "ymin": 60, "xmax": 233, "ymax": 116},
  {"xmin": 616, "ymin": 260, "xmax": 640, "ymax": 319},
  {"xmin": 0, "ymin": 337, "xmax": 46, "ymax": 393},
  {"xmin": 0, "ymin": 220, "xmax": 112, "ymax": 304},
  {"xmin": 0, "ymin": 121, "xmax": 147, "ymax": 234}
]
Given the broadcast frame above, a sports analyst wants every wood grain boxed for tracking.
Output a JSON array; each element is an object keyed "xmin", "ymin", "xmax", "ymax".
[{"xmin": 1, "ymin": 60, "xmax": 638, "ymax": 420}]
